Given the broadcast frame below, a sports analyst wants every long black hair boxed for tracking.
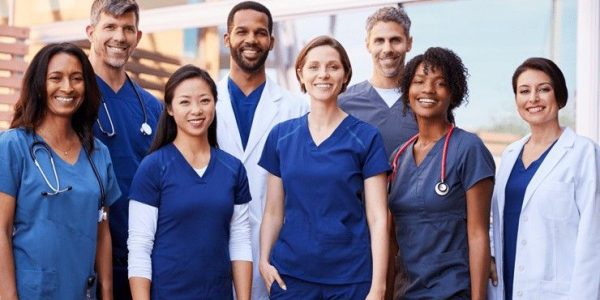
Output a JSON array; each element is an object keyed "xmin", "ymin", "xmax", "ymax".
[
  {"xmin": 11, "ymin": 42, "xmax": 101, "ymax": 153},
  {"xmin": 149, "ymin": 65, "xmax": 218, "ymax": 153}
]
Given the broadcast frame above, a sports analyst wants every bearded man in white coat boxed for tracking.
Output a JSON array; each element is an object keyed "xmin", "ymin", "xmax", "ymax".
[{"xmin": 216, "ymin": 2, "xmax": 308, "ymax": 299}]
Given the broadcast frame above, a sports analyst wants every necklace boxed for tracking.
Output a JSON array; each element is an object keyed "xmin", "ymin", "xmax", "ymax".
[{"xmin": 37, "ymin": 130, "xmax": 76, "ymax": 157}]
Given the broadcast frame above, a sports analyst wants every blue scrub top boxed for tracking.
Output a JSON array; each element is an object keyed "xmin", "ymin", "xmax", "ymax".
[
  {"xmin": 228, "ymin": 77, "xmax": 265, "ymax": 149},
  {"xmin": 339, "ymin": 80, "xmax": 418, "ymax": 158},
  {"xmin": 388, "ymin": 128, "xmax": 495, "ymax": 299},
  {"xmin": 0, "ymin": 128, "xmax": 121, "ymax": 299},
  {"xmin": 258, "ymin": 114, "xmax": 390, "ymax": 285},
  {"xmin": 93, "ymin": 75, "xmax": 162, "ymax": 259},
  {"xmin": 129, "ymin": 144, "xmax": 251, "ymax": 299}
]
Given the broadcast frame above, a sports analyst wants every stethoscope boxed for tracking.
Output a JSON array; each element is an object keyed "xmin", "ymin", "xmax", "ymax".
[
  {"xmin": 96, "ymin": 74, "xmax": 152, "ymax": 137},
  {"xmin": 389, "ymin": 124, "xmax": 455, "ymax": 196},
  {"xmin": 29, "ymin": 135, "xmax": 107, "ymax": 222}
]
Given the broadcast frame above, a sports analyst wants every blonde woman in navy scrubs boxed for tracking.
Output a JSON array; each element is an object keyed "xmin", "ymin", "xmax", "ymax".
[
  {"xmin": 259, "ymin": 36, "xmax": 390, "ymax": 299},
  {"xmin": 388, "ymin": 47, "xmax": 495, "ymax": 299},
  {"xmin": 127, "ymin": 65, "xmax": 252, "ymax": 299},
  {"xmin": 488, "ymin": 58, "xmax": 600, "ymax": 299}
]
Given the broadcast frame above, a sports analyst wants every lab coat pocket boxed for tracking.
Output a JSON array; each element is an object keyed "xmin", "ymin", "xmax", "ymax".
[
  {"xmin": 537, "ymin": 280, "xmax": 569, "ymax": 300},
  {"xmin": 539, "ymin": 181, "xmax": 574, "ymax": 220},
  {"xmin": 16, "ymin": 268, "xmax": 57, "ymax": 299}
]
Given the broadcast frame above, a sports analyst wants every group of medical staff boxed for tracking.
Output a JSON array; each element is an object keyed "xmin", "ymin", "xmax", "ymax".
[{"xmin": 0, "ymin": 1, "xmax": 598, "ymax": 300}]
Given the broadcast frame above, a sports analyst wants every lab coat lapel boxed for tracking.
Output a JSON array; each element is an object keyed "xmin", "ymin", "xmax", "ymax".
[
  {"xmin": 217, "ymin": 78, "xmax": 244, "ymax": 158},
  {"xmin": 521, "ymin": 127, "xmax": 574, "ymax": 210},
  {"xmin": 496, "ymin": 136, "xmax": 528, "ymax": 219},
  {"xmin": 243, "ymin": 77, "xmax": 280, "ymax": 162}
]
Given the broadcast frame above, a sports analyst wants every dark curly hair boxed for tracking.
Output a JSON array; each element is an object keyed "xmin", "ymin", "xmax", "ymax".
[{"xmin": 400, "ymin": 47, "xmax": 469, "ymax": 124}]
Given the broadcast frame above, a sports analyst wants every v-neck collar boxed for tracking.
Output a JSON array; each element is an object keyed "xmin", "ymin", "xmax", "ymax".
[
  {"xmin": 34, "ymin": 132, "xmax": 84, "ymax": 167},
  {"xmin": 366, "ymin": 81, "xmax": 402, "ymax": 110},
  {"xmin": 168, "ymin": 143, "xmax": 215, "ymax": 183},
  {"xmin": 96, "ymin": 75, "xmax": 130, "ymax": 96},
  {"xmin": 409, "ymin": 135, "xmax": 446, "ymax": 169},
  {"xmin": 303, "ymin": 114, "xmax": 352, "ymax": 149},
  {"xmin": 516, "ymin": 140, "xmax": 557, "ymax": 171}
]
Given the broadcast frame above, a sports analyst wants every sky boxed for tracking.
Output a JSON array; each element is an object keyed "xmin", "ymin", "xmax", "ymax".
[{"xmin": 291, "ymin": 0, "xmax": 577, "ymax": 133}]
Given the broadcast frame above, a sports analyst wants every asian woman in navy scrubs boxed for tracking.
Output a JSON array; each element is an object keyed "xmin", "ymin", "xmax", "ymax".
[
  {"xmin": 259, "ymin": 36, "xmax": 390, "ymax": 299},
  {"xmin": 488, "ymin": 58, "xmax": 600, "ymax": 299},
  {"xmin": 127, "ymin": 65, "xmax": 252, "ymax": 299},
  {"xmin": 388, "ymin": 47, "xmax": 495, "ymax": 299}
]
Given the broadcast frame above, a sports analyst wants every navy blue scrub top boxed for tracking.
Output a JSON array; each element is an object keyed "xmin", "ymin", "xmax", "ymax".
[
  {"xmin": 228, "ymin": 77, "xmax": 265, "ymax": 150},
  {"xmin": 388, "ymin": 128, "xmax": 495, "ymax": 299},
  {"xmin": 259, "ymin": 114, "xmax": 390, "ymax": 285},
  {"xmin": 502, "ymin": 142, "xmax": 555, "ymax": 300},
  {"xmin": 339, "ymin": 80, "xmax": 418, "ymax": 158},
  {"xmin": 93, "ymin": 76, "xmax": 163, "ymax": 259},
  {"xmin": 129, "ymin": 144, "xmax": 251, "ymax": 299}
]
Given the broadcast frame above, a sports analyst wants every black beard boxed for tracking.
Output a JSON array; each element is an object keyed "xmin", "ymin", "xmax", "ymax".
[{"xmin": 230, "ymin": 46, "xmax": 269, "ymax": 74}]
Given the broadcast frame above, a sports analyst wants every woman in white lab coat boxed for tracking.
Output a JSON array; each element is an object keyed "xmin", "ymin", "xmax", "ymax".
[{"xmin": 488, "ymin": 57, "xmax": 600, "ymax": 300}]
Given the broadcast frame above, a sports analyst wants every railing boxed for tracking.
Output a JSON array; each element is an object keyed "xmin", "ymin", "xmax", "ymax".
[{"xmin": 0, "ymin": 25, "xmax": 29, "ymax": 130}]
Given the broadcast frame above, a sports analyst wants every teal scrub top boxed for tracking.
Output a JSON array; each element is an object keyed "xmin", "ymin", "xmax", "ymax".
[{"xmin": 0, "ymin": 128, "xmax": 121, "ymax": 299}]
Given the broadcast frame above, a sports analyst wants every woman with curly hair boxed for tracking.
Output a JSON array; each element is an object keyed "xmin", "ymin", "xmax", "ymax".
[{"xmin": 388, "ymin": 47, "xmax": 495, "ymax": 299}]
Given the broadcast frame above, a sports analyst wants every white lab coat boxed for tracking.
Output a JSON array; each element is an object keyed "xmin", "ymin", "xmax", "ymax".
[
  {"xmin": 216, "ymin": 75, "xmax": 308, "ymax": 300},
  {"xmin": 488, "ymin": 127, "xmax": 600, "ymax": 300}
]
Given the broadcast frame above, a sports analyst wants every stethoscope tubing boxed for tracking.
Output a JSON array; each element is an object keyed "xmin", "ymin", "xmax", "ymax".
[
  {"xmin": 96, "ymin": 74, "xmax": 151, "ymax": 137},
  {"xmin": 389, "ymin": 124, "xmax": 455, "ymax": 196},
  {"xmin": 29, "ymin": 134, "xmax": 106, "ymax": 208}
]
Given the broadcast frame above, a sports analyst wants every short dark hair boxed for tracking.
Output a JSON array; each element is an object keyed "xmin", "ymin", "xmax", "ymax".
[
  {"xmin": 294, "ymin": 35, "xmax": 352, "ymax": 94},
  {"xmin": 149, "ymin": 65, "xmax": 218, "ymax": 153},
  {"xmin": 512, "ymin": 57, "xmax": 568, "ymax": 109},
  {"xmin": 10, "ymin": 43, "xmax": 101, "ymax": 153},
  {"xmin": 400, "ymin": 47, "xmax": 469, "ymax": 124},
  {"xmin": 366, "ymin": 5, "xmax": 411, "ymax": 39},
  {"xmin": 227, "ymin": 1, "xmax": 273, "ymax": 34},
  {"xmin": 90, "ymin": 0, "xmax": 140, "ymax": 27}
]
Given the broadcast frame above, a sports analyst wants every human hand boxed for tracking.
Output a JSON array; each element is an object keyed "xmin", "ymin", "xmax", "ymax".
[
  {"xmin": 489, "ymin": 257, "xmax": 498, "ymax": 286},
  {"xmin": 259, "ymin": 260, "xmax": 286, "ymax": 293}
]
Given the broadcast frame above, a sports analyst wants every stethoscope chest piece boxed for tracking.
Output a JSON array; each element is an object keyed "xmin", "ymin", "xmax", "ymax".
[
  {"xmin": 435, "ymin": 181, "xmax": 450, "ymax": 196},
  {"xmin": 140, "ymin": 122, "xmax": 152, "ymax": 135}
]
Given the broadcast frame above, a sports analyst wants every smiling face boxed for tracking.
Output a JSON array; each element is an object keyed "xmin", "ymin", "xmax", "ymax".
[
  {"xmin": 408, "ymin": 63, "xmax": 451, "ymax": 122},
  {"xmin": 515, "ymin": 69, "xmax": 560, "ymax": 128},
  {"xmin": 224, "ymin": 9, "xmax": 274, "ymax": 74},
  {"xmin": 297, "ymin": 45, "xmax": 349, "ymax": 103},
  {"xmin": 168, "ymin": 77, "xmax": 216, "ymax": 141},
  {"xmin": 45, "ymin": 52, "xmax": 85, "ymax": 119},
  {"xmin": 86, "ymin": 11, "xmax": 141, "ymax": 70},
  {"xmin": 367, "ymin": 21, "xmax": 412, "ymax": 84}
]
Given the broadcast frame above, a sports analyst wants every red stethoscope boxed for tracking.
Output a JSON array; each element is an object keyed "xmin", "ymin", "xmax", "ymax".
[{"xmin": 389, "ymin": 124, "xmax": 455, "ymax": 196}]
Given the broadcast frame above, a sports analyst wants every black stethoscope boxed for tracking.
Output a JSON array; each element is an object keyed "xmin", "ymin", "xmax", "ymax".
[
  {"xmin": 389, "ymin": 124, "xmax": 455, "ymax": 196},
  {"xmin": 96, "ymin": 74, "xmax": 152, "ymax": 137},
  {"xmin": 29, "ymin": 135, "xmax": 107, "ymax": 222}
]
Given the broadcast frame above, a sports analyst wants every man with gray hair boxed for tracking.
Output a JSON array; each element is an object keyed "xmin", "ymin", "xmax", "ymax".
[
  {"xmin": 338, "ymin": 6, "xmax": 415, "ymax": 299},
  {"xmin": 339, "ymin": 5, "xmax": 417, "ymax": 158},
  {"xmin": 87, "ymin": 1, "xmax": 162, "ymax": 299}
]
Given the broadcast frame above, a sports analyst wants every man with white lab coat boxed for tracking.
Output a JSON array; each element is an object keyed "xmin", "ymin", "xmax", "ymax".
[{"xmin": 216, "ymin": 2, "xmax": 308, "ymax": 299}]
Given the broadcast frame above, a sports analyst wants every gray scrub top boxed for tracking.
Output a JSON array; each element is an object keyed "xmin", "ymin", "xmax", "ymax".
[
  {"xmin": 388, "ymin": 128, "xmax": 495, "ymax": 299},
  {"xmin": 339, "ymin": 80, "xmax": 418, "ymax": 158}
]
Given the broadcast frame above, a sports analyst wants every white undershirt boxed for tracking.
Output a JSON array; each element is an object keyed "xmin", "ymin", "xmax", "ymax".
[
  {"xmin": 373, "ymin": 86, "xmax": 401, "ymax": 108},
  {"xmin": 127, "ymin": 166, "xmax": 252, "ymax": 280}
]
